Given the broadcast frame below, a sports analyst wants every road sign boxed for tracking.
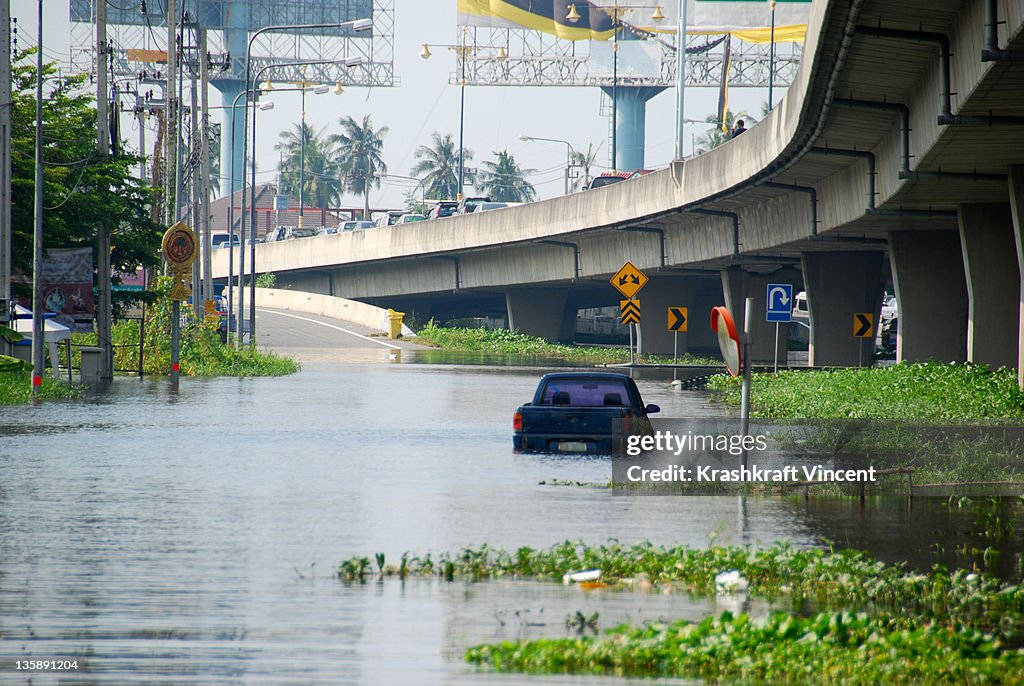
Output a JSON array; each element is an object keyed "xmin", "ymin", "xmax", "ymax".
[
  {"xmin": 766, "ymin": 283, "xmax": 793, "ymax": 323},
  {"xmin": 610, "ymin": 261, "xmax": 649, "ymax": 299},
  {"xmin": 711, "ymin": 306, "xmax": 742, "ymax": 377},
  {"xmin": 667, "ymin": 307, "xmax": 688, "ymax": 332},
  {"xmin": 854, "ymin": 313, "xmax": 874, "ymax": 338},
  {"xmin": 620, "ymin": 299, "xmax": 641, "ymax": 325}
]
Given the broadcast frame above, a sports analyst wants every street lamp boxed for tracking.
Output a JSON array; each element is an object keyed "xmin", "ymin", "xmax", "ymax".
[
  {"xmin": 242, "ymin": 18, "xmax": 371, "ymax": 345},
  {"xmin": 420, "ymin": 41, "xmax": 504, "ymax": 200},
  {"xmin": 519, "ymin": 134, "xmax": 575, "ymax": 195},
  {"xmin": 566, "ymin": 3, "xmax": 664, "ymax": 171}
]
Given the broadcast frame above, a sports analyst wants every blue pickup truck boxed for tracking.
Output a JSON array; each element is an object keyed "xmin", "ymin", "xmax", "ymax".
[{"xmin": 513, "ymin": 372, "xmax": 660, "ymax": 454}]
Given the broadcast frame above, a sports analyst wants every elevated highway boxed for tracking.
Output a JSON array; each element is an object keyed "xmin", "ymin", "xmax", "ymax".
[{"xmin": 213, "ymin": 0, "xmax": 1024, "ymax": 378}]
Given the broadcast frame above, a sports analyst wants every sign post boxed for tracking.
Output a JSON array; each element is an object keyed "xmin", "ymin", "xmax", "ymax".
[
  {"xmin": 712, "ymin": 302, "xmax": 752, "ymax": 470},
  {"xmin": 854, "ymin": 312, "xmax": 873, "ymax": 368},
  {"xmin": 766, "ymin": 283, "xmax": 792, "ymax": 374},
  {"xmin": 162, "ymin": 222, "xmax": 198, "ymax": 385},
  {"xmin": 667, "ymin": 306, "xmax": 688, "ymax": 380},
  {"xmin": 610, "ymin": 261, "xmax": 648, "ymax": 365}
]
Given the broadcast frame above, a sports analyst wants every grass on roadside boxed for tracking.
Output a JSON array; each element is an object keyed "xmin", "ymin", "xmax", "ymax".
[
  {"xmin": 707, "ymin": 362, "xmax": 1024, "ymax": 420},
  {"xmin": 0, "ymin": 368, "xmax": 81, "ymax": 404},
  {"xmin": 414, "ymin": 321, "xmax": 720, "ymax": 366}
]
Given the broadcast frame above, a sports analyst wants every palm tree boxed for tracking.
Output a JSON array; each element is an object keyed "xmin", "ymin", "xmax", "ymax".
[
  {"xmin": 274, "ymin": 122, "xmax": 341, "ymax": 209},
  {"xmin": 411, "ymin": 132, "xmax": 471, "ymax": 201},
  {"xmin": 476, "ymin": 150, "xmax": 537, "ymax": 203},
  {"xmin": 569, "ymin": 142, "xmax": 600, "ymax": 192},
  {"xmin": 331, "ymin": 115, "xmax": 388, "ymax": 218}
]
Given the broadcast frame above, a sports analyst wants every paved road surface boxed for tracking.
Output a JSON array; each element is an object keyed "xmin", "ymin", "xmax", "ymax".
[{"xmin": 253, "ymin": 307, "xmax": 422, "ymax": 364}]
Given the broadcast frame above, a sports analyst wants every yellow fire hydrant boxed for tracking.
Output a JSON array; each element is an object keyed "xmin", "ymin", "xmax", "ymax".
[{"xmin": 386, "ymin": 309, "xmax": 405, "ymax": 339}]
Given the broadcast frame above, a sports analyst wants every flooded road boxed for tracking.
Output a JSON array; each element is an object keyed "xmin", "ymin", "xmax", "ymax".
[{"xmin": 0, "ymin": 311, "xmax": 1018, "ymax": 683}]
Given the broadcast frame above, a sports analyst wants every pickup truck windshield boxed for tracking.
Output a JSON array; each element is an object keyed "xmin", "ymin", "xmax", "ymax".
[{"xmin": 539, "ymin": 378, "xmax": 631, "ymax": 407}]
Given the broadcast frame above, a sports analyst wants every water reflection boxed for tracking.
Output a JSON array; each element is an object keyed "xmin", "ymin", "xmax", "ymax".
[{"xmin": 0, "ymin": 361, "xmax": 1019, "ymax": 683}]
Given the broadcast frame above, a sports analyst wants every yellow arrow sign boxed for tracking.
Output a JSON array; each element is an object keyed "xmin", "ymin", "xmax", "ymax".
[
  {"xmin": 854, "ymin": 313, "xmax": 873, "ymax": 338},
  {"xmin": 667, "ymin": 307, "xmax": 688, "ymax": 332},
  {"xmin": 620, "ymin": 299, "xmax": 641, "ymax": 325},
  {"xmin": 610, "ymin": 261, "xmax": 649, "ymax": 299}
]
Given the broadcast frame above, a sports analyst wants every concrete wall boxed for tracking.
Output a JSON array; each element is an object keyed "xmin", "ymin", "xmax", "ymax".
[{"xmin": 229, "ymin": 287, "xmax": 415, "ymax": 336}]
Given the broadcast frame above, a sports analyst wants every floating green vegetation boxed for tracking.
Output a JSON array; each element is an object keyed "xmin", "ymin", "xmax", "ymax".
[
  {"xmin": 465, "ymin": 609, "xmax": 1024, "ymax": 684},
  {"xmin": 707, "ymin": 362, "xmax": 1024, "ymax": 420},
  {"xmin": 415, "ymin": 321, "xmax": 720, "ymax": 366},
  {"xmin": 338, "ymin": 541, "xmax": 1024, "ymax": 637},
  {"xmin": 341, "ymin": 542, "xmax": 1024, "ymax": 681}
]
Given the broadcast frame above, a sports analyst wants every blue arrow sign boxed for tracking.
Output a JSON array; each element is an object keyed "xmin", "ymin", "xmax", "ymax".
[{"xmin": 766, "ymin": 283, "xmax": 793, "ymax": 323}]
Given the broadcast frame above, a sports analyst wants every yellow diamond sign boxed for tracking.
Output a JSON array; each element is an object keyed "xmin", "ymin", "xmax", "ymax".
[{"xmin": 610, "ymin": 261, "xmax": 649, "ymax": 299}]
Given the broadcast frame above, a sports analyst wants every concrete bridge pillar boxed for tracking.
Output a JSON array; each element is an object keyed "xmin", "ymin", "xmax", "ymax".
[
  {"xmin": 1010, "ymin": 166, "xmax": 1024, "ymax": 388},
  {"xmin": 635, "ymin": 275, "xmax": 693, "ymax": 356},
  {"xmin": 888, "ymin": 230, "xmax": 968, "ymax": 363},
  {"xmin": 720, "ymin": 267, "xmax": 800, "ymax": 364},
  {"xmin": 506, "ymin": 287, "xmax": 575, "ymax": 343},
  {"xmin": 959, "ymin": 203, "xmax": 1020, "ymax": 369},
  {"xmin": 801, "ymin": 251, "xmax": 884, "ymax": 367}
]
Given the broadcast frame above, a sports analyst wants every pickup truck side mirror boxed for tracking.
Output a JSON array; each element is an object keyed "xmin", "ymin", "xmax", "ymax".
[{"xmin": 645, "ymin": 404, "xmax": 660, "ymax": 415}]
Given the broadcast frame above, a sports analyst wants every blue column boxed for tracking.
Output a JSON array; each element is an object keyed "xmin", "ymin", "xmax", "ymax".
[{"xmin": 601, "ymin": 86, "xmax": 665, "ymax": 172}]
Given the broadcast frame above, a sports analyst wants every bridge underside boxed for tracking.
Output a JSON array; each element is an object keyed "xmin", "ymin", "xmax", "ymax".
[{"xmin": 215, "ymin": 0, "xmax": 1024, "ymax": 376}]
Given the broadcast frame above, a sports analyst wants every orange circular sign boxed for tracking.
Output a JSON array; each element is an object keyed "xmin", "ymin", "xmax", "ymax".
[
  {"xmin": 710, "ymin": 306, "xmax": 742, "ymax": 377},
  {"xmin": 162, "ymin": 222, "xmax": 198, "ymax": 269}
]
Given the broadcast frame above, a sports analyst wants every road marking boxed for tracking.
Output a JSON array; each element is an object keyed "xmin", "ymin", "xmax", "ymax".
[{"xmin": 259, "ymin": 309, "xmax": 402, "ymax": 349}]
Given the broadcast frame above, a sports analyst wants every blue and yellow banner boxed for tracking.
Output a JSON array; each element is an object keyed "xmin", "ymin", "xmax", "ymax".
[{"xmin": 457, "ymin": 0, "xmax": 811, "ymax": 44}]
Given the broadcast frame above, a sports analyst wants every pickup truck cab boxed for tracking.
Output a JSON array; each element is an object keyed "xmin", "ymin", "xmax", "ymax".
[{"xmin": 513, "ymin": 372, "xmax": 659, "ymax": 454}]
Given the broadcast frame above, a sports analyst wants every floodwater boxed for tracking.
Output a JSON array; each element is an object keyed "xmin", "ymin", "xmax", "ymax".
[{"xmin": 0, "ymin": 349, "xmax": 1020, "ymax": 683}]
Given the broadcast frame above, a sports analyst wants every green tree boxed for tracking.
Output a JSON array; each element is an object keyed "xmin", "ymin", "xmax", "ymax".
[
  {"xmin": 275, "ymin": 122, "xmax": 341, "ymax": 209},
  {"xmin": 9, "ymin": 51, "xmax": 161, "ymax": 294},
  {"xmin": 411, "ymin": 132, "xmax": 471, "ymax": 201},
  {"xmin": 331, "ymin": 114, "xmax": 388, "ymax": 218},
  {"xmin": 696, "ymin": 110, "xmax": 753, "ymax": 152},
  {"xmin": 476, "ymin": 150, "xmax": 536, "ymax": 203}
]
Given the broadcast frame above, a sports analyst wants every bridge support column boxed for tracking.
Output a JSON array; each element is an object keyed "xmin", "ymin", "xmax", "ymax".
[
  {"xmin": 721, "ymin": 267, "xmax": 800, "ymax": 364},
  {"xmin": 636, "ymin": 275, "xmax": 693, "ymax": 356},
  {"xmin": 1010, "ymin": 166, "xmax": 1024, "ymax": 388},
  {"xmin": 801, "ymin": 251, "xmax": 884, "ymax": 367},
  {"xmin": 889, "ymin": 230, "xmax": 968, "ymax": 363},
  {"xmin": 506, "ymin": 288, "xmax": 575, "ymax": 343},
  {"xmin": 959, "ymin": 203, "xmax": 1020, "ymax": 369}
]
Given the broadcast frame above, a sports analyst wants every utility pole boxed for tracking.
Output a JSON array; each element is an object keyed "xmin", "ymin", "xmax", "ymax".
[
  {"xmin": 96, "ymin": 0, "xmax": 113, "ymax": 380},
  {"xmin": 189, "ymin": 20, "xmax": 201, "ymax": 320},
  {"xmin": 0, "ymin": 0, "xmax": 11, "ymax": 341},
  {"xmin": 200, "ymin": 28, "xmax": 212, "ymax": 307},
  {"xmin": 31, "ymin": 0, "xmax": 43, "ymax": 396},
  {"xmin": 163, "ymin": 0, "xmax": 177, "ymax": 228}
]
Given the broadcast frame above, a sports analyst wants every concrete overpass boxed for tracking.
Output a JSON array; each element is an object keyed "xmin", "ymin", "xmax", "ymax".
[{"xmin": 213, "ymin": 0, "xmax": 1024, "ymax": 378}]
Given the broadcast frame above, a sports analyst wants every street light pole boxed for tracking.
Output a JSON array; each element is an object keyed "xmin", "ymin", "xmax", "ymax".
[
  {"xmin": 299, "ymin": 85, "xmax": 306, "ymax": 228},
  {"xmin": 458, "ymin": 47, "xmax": 466, "ymax": 200},
  {"xmin": 519, "ymin": 135, "xmax": 574, "ymax": 195},
  {"xmin": 243, "ymin": 18, "xmax": 371, "ymax": 346}
]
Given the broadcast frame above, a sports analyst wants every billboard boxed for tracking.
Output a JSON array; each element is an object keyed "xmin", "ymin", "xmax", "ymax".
[{"xmin": 457, "ymin": 0, "xmax": 811, "ymax": 43}]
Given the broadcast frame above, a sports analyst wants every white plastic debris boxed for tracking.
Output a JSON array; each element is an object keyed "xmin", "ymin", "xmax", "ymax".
[
  {"xmin": 562, "ymin": 569, "xmax": 602, "ymax": 585},
  {"xmin": 714, "ymin": 569, "xmax": 749, "ymax": 594}
]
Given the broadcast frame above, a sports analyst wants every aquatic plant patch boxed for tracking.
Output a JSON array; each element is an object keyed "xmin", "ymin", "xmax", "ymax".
[
  {"xmin": 465, "ymin": 610, "xmax": 1024, "ymax": 683},
  {"xmin": 415, "ymin": 322, "xmax": 720, "ymax": 366}
]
